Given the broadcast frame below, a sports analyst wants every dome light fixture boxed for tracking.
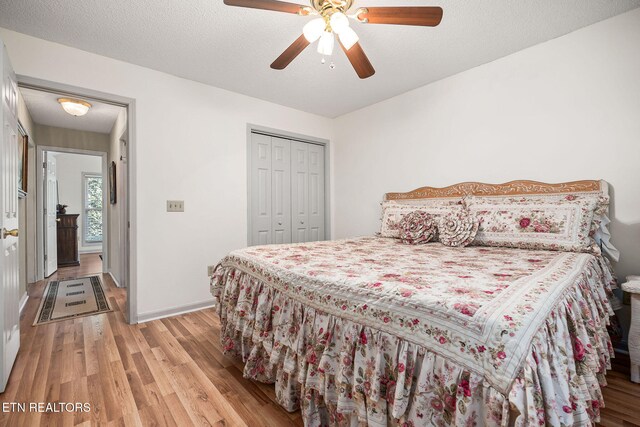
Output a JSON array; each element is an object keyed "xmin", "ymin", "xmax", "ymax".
[{"xmin": 57, "ymin": 98, "xmax": 92, "ymax": 117}]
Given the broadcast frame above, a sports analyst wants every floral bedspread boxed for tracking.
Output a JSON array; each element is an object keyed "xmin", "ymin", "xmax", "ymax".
[{"xmin": 211, "ymin": 237, "xmax": 615, "ymax": 426}]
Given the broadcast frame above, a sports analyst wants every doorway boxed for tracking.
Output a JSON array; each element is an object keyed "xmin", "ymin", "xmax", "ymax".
[
  {"xmin": 38, "ymin": 149, "xmax": 108, "ymax": 277},
  {"xmin": 16, "ymin": 78, "xmax": 137, "ymax": 324}
]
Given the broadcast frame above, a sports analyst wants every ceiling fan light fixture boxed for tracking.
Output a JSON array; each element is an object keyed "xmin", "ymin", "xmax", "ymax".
[
  {"xmin": 224, "ymin": 0, "xmax": 443, "ymax": 79},
  {"xmin": 57, "ymin": 98, "xmax": 92, "ymax": 117},
  {"xmin": 303, "ymin": 18, "xmax": 326, "ymax": 42},
  {"xmin": 317, "ymin": 31, "xmax": 334, "ymax": 56},
  {"xmin": 329, "ymin": 12, "xmax": 349, "ymax": 34},
  {"xmin": 338, "ymin": 26, "xmax": 359, "ymax": 50}
]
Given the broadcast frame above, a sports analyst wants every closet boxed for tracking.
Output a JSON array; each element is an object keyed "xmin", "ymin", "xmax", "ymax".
[{"xmin": 249, "ymin": 132, "xmax": 325, "ymax": 246}]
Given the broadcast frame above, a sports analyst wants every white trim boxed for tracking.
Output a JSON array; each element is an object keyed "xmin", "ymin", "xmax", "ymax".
[
  {"xmin": 137, "ymin": 300, "xmax": 215, "ymax": 324},
  {"xmin": 108, "ymin": 271, "xmax": 122, "ymax": 288},
  {"xmin": 19, "ymin": 75, "xmax": 137, "ymax": 326},
  {"xmin": 35, "ymin": 147, "xmax": 43, "ymax": 280},
  {"xmin": 19, "ymin": 293, "xmax": 29, "ymax": 314},
  {"xmin": 246, "ymin": 124, "xmax": 332, "ymax": 246}
]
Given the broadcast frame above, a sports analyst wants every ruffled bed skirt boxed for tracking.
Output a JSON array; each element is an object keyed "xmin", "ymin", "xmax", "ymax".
[{"xmin": 211, "ymin": 258, "xmax": 615, "ymax": 426}]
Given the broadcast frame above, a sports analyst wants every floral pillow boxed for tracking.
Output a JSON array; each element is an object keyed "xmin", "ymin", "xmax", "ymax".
[
  {"xmin": 438, "ymin": 208, "xmax": 479, "ymax": 247},
  {"xmin": 467, "ymin": 194, "xmax": 601, "ymax": 253},
  {"xmin": 399, "ymin": 211, "xmax": 438, "ymax": 245},
  {"xmin": 380, "ymin": 199, "xmax": 460, "ymax": 238}
]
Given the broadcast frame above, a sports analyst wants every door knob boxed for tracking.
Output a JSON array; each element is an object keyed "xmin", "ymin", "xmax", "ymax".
[
  {"xmin": 278, "ymin": 222, "xmax": 282, "ymax": 226},
  {"xmin": 300, "ymin": 221, "xmax": 305, "ymax": 225},
  {"xmin": 56, "ymin": 218, "xmax": 61, "ymax": 222},
  {"xmin": 2, "ymin": 228, "xmax": 18, "ymax": 238}
]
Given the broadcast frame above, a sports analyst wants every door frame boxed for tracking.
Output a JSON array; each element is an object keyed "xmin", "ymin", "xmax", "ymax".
[
  {"xmin": 37, "ymin": 146, "xmax": 108, "ymax": 275},
  {"xmin": 246, "ymin": 124, "xmax": 331, "ymax": 246},
  {"xmin": 18, "ymin": 75, "xmax": 138, "ymax": 324}
]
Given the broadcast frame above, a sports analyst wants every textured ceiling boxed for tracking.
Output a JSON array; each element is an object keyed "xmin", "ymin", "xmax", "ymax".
[
  {"xmin": 20, "ymin": 87, "xmax": 123, "ymax": 134},
  {"xmin": 1, "ymin": 0, "xmax": 639, "ymax": 117}
]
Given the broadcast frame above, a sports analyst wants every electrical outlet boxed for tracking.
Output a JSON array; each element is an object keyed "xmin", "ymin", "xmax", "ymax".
[
  {"xmin": 207, "ymin": 265, "xmax": 217, "ymax": 277},
  {"xmin": 166, "ymin": 200, "xmax": 184, "ymax": 212}
]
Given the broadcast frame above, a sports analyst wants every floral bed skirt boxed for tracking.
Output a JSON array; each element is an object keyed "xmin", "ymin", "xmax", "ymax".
[{"xmin": 211, "ymin": 263, "xmax": 614, "ymax": 426}]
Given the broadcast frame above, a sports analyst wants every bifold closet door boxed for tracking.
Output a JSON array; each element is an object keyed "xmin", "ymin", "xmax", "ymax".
[
  {"xmin": 291, "ymin": 141, "xmax": 325, "ymax": 243},
  {"xmin": 307, "ymin": 143, "xmax": 325, "ymax": 241},
  {"xmin": 251, "ymin": 133, "xmax": 324, "ymax": 246},
  {"xmin": 250, "ymin": 133, "xmax": 291, "ymax": 245},
  {"xmin": 250, "ymin": 133, "xmax": 273, "ymax": 245},
  {"xmin": 270, "ymin": 137, "xmax": 291, "ymax": 244}
]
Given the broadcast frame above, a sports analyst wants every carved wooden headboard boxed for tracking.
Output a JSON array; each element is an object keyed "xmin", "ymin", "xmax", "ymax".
[{"xmin": 384, "ymin": 180, "xmax": 605, "ymax": 201}]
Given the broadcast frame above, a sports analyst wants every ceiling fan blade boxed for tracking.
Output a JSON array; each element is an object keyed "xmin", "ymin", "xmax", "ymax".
[
  {"xmin": 224, "ymin": 0, "xmax": 309, "ymax": 15},
  {"xmin": 271, "ymin": 34, "xmax": 310, "ymax": 70},
  {"xmin": 340, "ymin": 41, "xmax": 375, "ymax": 79},
  {"xmin": 356, "ymin": 6, "xmax": 443, "ymax": 27}
]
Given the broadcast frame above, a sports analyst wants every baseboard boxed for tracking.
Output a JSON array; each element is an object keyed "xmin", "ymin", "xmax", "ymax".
[
  {"xmin": 137, "ymin": 299, "xmax": 216, "ymax": 324},
  {"xmin": 19, "ymin": 292, "xmax": 29, "ymax": 314},
  {"xmin": 108, "ymin": 271, "xmax": 123, "ymax": 288}
]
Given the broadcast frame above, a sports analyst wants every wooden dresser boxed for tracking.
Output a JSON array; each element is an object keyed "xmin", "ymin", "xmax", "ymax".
[{"xmin": 57, "ymin": 214, "xmax": 80, "ymax": 267}]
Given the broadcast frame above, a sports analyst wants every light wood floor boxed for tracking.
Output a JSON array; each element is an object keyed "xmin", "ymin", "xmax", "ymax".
[{"xmin": 0, "ymin": 253, "xmax": 638, "ymax": 426}]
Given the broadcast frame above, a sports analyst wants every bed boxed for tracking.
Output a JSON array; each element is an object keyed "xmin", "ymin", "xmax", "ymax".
[{"xmin": 210, "ymin": 180, "xmax": 617, "ymax": 427}]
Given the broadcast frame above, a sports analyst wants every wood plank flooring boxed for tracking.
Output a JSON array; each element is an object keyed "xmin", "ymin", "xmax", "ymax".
[{"xmin": 0, "ymin": 253, "xmax": 638, "ymax": 426}]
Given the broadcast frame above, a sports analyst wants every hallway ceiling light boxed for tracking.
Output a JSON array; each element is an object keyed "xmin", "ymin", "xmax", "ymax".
[{"xmin": 57, "ymin": 98, "xmax": 92, "ymax": 117}]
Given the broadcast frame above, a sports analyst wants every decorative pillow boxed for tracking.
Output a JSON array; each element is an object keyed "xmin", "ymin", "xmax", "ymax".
[
  {"xmin": 399, "ymin": 211, "xmax": 437, "ymax": 245},
  {"xmin": 467, "ymin": 194, "xmax": 601, "ymax": 253},
  {"xmin": 589, "ymin": 194, "xmax": 619, "ymax": 260},
  {"xmin": 438, "ymin": 208, "xmax": 479, "ymax": 247},
  {"xmin": 594, "ymin": 213, "xmax": 619, "ymax": 261},
  {"xmin": 380, "ymin": 199, "xmax": 461, "ymax": 238}
]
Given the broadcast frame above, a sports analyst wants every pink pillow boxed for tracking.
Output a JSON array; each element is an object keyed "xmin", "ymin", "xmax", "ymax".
[
  {"xmin": 399, "ymin": 211, "xmax": 437, "ymax": 245},
  {"xmin": 438, "ymin": 209, "xmax": 479, "ymax": 247}
]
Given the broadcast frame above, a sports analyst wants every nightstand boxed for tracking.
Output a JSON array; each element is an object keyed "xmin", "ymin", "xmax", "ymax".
[{"xmin": 622, "ymin": 275, "xmax": 640, "ymax": 383}]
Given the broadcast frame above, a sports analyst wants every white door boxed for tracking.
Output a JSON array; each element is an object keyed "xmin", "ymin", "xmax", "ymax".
[
  {"xmin": 250, "ymin": 133, "xmax": 273, "ymax": 245},
  {"xmin": 307, "ymin": 143, "xmax": 325, "ymax": 242},
  {"xmin": 291, "ymin": 141, "xmax": 309, "ymax": 243},
  {"xmin": 0, "ymin": 42, "xmax": 20, "ymax": 393},
  {"xmin": 271, "ymin": 137, "xmax": 291, "ymax": 244},
  {"xmin": 44, "ymin": 152, "xmax": 57, "ymax": 276},
  {"xmin": 249, "ymin": 133, "xmax": 325, "ymax": 246}
]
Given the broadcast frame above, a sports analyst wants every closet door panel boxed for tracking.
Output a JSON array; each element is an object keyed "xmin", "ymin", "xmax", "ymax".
[
  {"xmin": 250, "ymin": 133, "xmax": 272, "ymax": 245},
  {"xmin": 291, "ymin": 141, "xmax": 309, "ymax": 243},
  {"xmin": 308, "ymin": 144, "xmax": 325, "ymax": 242},
  {"xmin": 271, "ymin": 137, "xmax": 291, "ymax": 244}
]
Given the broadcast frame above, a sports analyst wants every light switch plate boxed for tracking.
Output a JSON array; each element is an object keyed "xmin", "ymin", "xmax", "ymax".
[{"xmin": 167, "ymin": 200, "xmax": 184, "ymax": 212}]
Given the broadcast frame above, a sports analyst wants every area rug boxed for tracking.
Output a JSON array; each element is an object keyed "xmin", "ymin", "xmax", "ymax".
[{"xmin": 33, "ymin": 276, "xmax": 112, "ymax": 325}]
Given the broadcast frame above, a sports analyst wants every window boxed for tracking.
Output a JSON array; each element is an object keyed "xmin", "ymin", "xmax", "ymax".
[{"xmin": 83, "ymin": 173, "xmax": 103, "ymax": 245}]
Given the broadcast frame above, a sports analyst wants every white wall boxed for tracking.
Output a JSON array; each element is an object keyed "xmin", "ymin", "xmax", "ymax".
[
  {"xmin": 53, "ymin": 152, "xmax": 103, "ymax": 253},
  {"xmin": 0, "ymin": 28, "xmax": 334, "ymax": 320},
  {"xmin": 333, "ymin": 9, "xmax": 640, "ymax": 281}
]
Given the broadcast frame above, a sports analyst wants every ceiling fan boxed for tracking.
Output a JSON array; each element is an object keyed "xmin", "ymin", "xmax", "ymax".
[{"xmin": 223, "ymin": 0, "xmax": 443, "ymax": 79}]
